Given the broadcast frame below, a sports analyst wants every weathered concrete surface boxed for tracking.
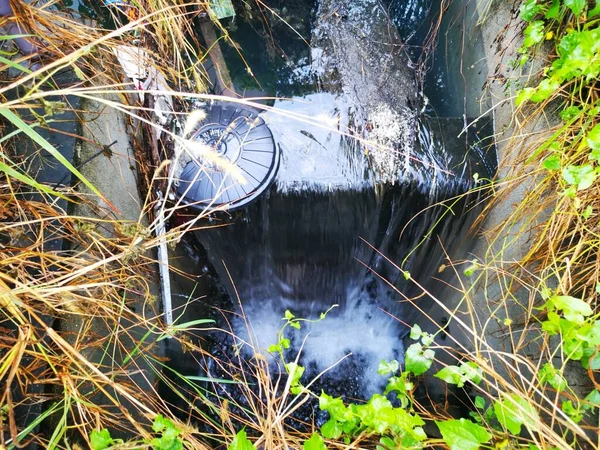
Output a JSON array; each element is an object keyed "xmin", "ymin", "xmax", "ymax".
[
  {"xmin": 74, "ymin": 97, "xmax": 144, "ymax": 221},
  {"xmin": 451, "ymin": 0, "xmax": 592, "ymax": 407},
  {"xmin": 57, "ymin": 93, "xmax": 163, "ymax": 434}
]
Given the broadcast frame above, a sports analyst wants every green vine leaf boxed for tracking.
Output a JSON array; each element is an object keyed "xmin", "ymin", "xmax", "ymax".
[
  {"xmin": 474, "ymin": 396, "xmax": 486, "ymax": 410},
  {"xmin": 539, "ymin": 363, "xmax": 567, "ymax": 391},
  {"xmin": 321, "ymin": 419, "xmax": 343, "ymax": 439},
  {"xmin": 409, "ymin": 324, "xmax": 423, "ymax": 340},
  {"xmin": 436, "ymin": 419, "xmax": 492, "ymax": 450},
  {"xmin": 546, "ymin": 295, "xmax": 593, "ymax": 324},
  {"xmin": 564, "ymin": 0, "xmax": 586, "ymax": 16},
  {"xmin": 303, "ymin": 433, "xmax": 327, "ymax": 450},
  {"xmin": 562, "ymin": 164, "xmax": 597, "ymax": 191},
  {"xmin": 229, "ymin": 429, "xmax": 256, "ymax": 450},
  {"xmin": 435, "ymin": 362, "xmax": 482, "ymax": 388},
  {"xmin": 545, "ymin": 0, "xmax": 560, "ymax": 19},
  {"xmin": 493, "ymin": 395, "xmax": 540, "ymax": 435},
  {"xmin": 405, "ymin": 343, "xmax": 435, "ymax": 376},
  {"xmin": 531, "ymin": 78, "xmax": 560, "ymax": 102},
  {"xmin": 542, "ymin": 154, "xmax": 561, "ymax": 171},
  {"xmin": 583, "ymin": 389, "xmax": 600, "ymax": 411},
  {"xmin": 151, "ymin": 415, "xmax": 183, "ymax": 450},
  {"xmin": 90, "ymin": 429, "xmax": 114, "ymax": 450},
  {"xmin": 562, "ymin": 400, "xmax": 584, "ymax": 423},
  {"xmin": 560, "ymin": 105, "xmax": 581, "ymax": 121},
  {"xmin": 520, "ymin": 0, "xmax": 542, "ymax": 21},
  {"xmin": 522, "ymin": 20, "xmax": 545, "ymax": 49},
  {"xmin": 377, "ymin": 359, "xmax": 400, "ymax": 376},
  {"xmin": 286, "ymin": 362, "xmax": 306, "ymax": 394}
]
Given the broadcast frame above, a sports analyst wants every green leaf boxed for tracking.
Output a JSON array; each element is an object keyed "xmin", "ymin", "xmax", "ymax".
[
  {"xmin": 520, "ymin": 0, "xmax": 542, "ymax": 21},
  {"xmin": 436, "ymin": 419, "xmax": 492, "ymax": 450},
  {"xmin": 319, "ymin": 393, "xmax": 346, "ymax": 416},
  {"xmin": 90, "ymin": 429, "xmax": 113, "ymax": 450},
  {"xmin": 304, "ymin": 433, "xmax": 327, "ymax": 450},
  {"xmin": 565, "ymin": 0, "xmax": 586, "ymax": 15},
  {"xmin": 560, "ymin": 105, "xmax": 581, "ymax": 121},
  {"xmin": 284, "ymin": 310, "xmax": 294, "ymax": 320},
  {"xmin": 420, "ymin": 332, "xmax": 434, "ymax": 346},
  {"xmin": 549, "ymin": 295, "xmax": 593, "ymax": 324},
  {"xmin": 405, "ymin": 343, "xmax": 434, "ymax": 376},
  {"xmin": 0, "ymin": 108, "xmax": 116, "ymax": 212},
  {"xmin": 494, "ymin": 395, "xmax": 540, "ymax": 435},
  {"xmin": 409, "ymin": 324, "xmax": 422, "ymax": 340},
  {"xmin": 379, "ymin": 436, "xmax": 396, "ymax": 450},
  {"xmin": 267, "ymin": 344, "xmax": 281, "ymax": 353},
  {"xmin": 516, "ymin": 87, "xmax": 536, "ymax": 106},
  {"xmin": 582, "ymin": 205, "xmax": 594, "ymax": 219},
  {"xmin": 286, "ymin": 362, "xmax": 305, "ymax": 393},
  {"xmin": 435, "ymin": 365, "xmax": 463, "ymax": 385},
  {"xmin": 152, "ymin": 414, "xmax": 170, "ymax": 433},
  {"xmin": 384, "ymin": 373, "xmax": 413, "ymax": 399},
  {"xmin": 562, "ymin": 400, "xmax": 583, "ymax": 423},
  {"xmin": 542, "ymin": 154, "xmax": 561, "ymax": 170},
  {"xmin": 545, "ymin": 0, "xmax": 560, "ymax": 18},
  {"xmin": 435, "ymin": 362, "xmax": 482, "ymax": 388},
  {"xmin": 151, "ymin": 415, "xmax": 183, "ymax": 450},
  {"xmin": 523, "ymin": 21, "xmax": 545, "ymax": 48},
  {"xmin": 538, "ymin": 363, "xmax": 567, "ymax": 391},
  {"xmin": 460, "ymin": 362, "xmax": 483, "ymax": 385},
  {"xmin": 321, "ymin": 419, "xmax": 343, "ymax": 439},
  {"xmin": 562, "ymin": 164, "xmax": 597, "ymax": 191},
  {"xmin": 474, "ymin": 396, "xmax": 486, "ymax": 409},
  {"xmin": 531, "ymin": 78, "xmax": 560, "ymax": 102},
  {"xmin": 587, "ymin": 123, "xmax": 600, "ymax": 152},
  {"xmin": 377, "ymin": 359, "xmax": 400, "ymax": 376},
  {"xmin": 229, "ymin": 429, "xmax": 256, "ymax": 450},
  {"xmin": 590, "ymin": 2, "xmax": 600, "ymax": 18},
  {"xmin": 151, "ymin": 435, "xmax": 183, "ymax": 450},
  {"xmin": 583, "ymin": 389, "xmax": 600, "ymax": 411}
]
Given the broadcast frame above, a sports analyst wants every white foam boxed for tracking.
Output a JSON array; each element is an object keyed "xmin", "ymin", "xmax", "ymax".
[{"xmin": 233, "ymin": 286, "xmax": 404, "ymax": 396}]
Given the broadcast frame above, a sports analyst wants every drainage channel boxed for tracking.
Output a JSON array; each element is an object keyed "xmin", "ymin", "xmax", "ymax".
[{"xmin": 158, "ymin": 0, "xmax": 497, "ymax": 429}]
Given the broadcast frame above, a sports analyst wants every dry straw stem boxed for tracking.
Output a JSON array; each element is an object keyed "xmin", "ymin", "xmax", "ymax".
[
  {"xmin": 380, "ymin": 244, "xmax": 595, "ymax": 449},
  {"xmin": 0, "ymin": 3, "xmax": 223, "ymax": 448}
]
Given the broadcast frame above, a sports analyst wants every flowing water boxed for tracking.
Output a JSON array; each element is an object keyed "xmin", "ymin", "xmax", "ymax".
[{"xmin": 165, "ymin": 0, "xmax": 496, "ymax": 412}]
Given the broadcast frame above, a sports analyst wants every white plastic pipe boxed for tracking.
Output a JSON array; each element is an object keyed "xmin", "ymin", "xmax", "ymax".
[{"xmin": 155, "ymin": 198, "xmax": 173, "ymax": 329}]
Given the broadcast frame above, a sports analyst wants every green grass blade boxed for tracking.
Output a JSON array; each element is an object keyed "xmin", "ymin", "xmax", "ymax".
[
  {"xmin": 171, "ymin": 318, "xmax": 215, "ymax": 330},
  {"xmin": 0, "ymin": 160, "xmax": 67, "ymax": 200},
  {"xmin": 6, "ymin": 401, "xmax": 62, "ymax": 450},
  {"xmin": 185, "ymin": 375, "xmax": 244, "ymax": 385},
  {"xmin": 0, "ymin": 55, "xmax": 32, "ymax": 75},
  {"xmin": 0, "ymin": 108, "xmax": 118, "ymax": 212}
]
